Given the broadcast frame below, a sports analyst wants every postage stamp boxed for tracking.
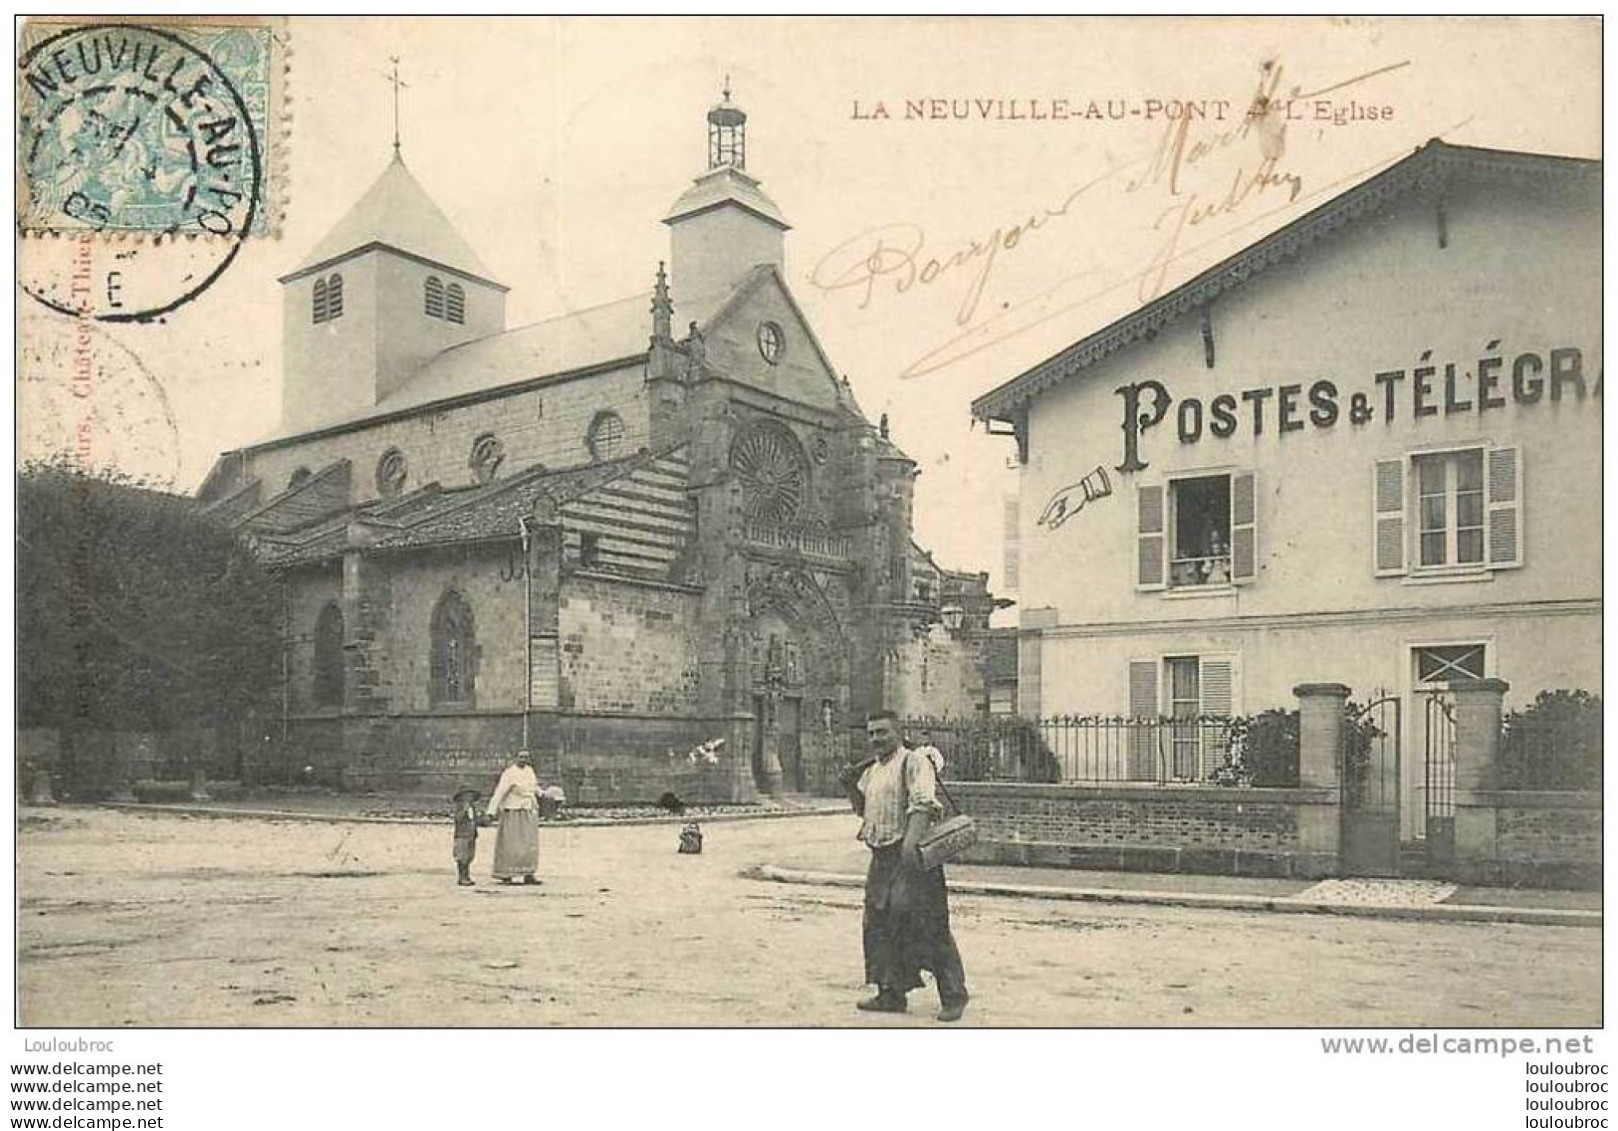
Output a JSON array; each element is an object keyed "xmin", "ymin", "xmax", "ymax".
[{"xmin": 16, "ymin": 17, "xmax": 287, "ymax": 240}]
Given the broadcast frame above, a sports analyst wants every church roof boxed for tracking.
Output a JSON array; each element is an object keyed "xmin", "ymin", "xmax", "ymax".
[
  {"xmin": 247, "ymin": 281, "xmax": 738, "ymax": 449},
  {"xmin": 664, "ymin": 165, "xmax": 790, "ymax": 230},
  {"xmin": 281, "ymin": 154, "xmax": 503, "ymax": 286},
  {"xmin": 971, "ymin": 138, "xmax": 1600, "ymax": 423}
]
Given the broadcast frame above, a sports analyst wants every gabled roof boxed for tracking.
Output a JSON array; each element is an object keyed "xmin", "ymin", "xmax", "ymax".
[
  {"xmin": 280, "ymin": 154, "xmax": 502, "ymax": 287},
  {"xmin": 664, "ymin": 165, "xmax": 790, "ymax": 230},
  {"xmin": 971, "ymin": 139, "xmax": 1600, "ymax": 423}
]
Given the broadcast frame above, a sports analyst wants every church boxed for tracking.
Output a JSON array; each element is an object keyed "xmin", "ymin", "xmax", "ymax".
[{"xmin": 197, "ymin": 88, "xmax": 1000, "ymax": 804}]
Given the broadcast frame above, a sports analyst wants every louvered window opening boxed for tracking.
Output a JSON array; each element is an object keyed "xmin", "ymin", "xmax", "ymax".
[
  {"xmin": 445, "ymin": 283, "xmax": 465, "ymax": 324},
  {"xmin": 312, "ymin": 273, "xmax": 344, "ymax": 323},
  {"xmin": 425, "ymin": 275, "xmax": 445, "ymax": 318}
]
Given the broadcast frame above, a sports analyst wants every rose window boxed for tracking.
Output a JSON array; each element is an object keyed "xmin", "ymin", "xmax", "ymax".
[{"xmin": 731, "ymin": 423, "xmax": 809, "ymax": 526}]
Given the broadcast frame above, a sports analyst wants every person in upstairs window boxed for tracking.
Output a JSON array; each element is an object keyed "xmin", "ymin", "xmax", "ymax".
[
  {"xmin": 838, "ymin": 710, "xmax": 969, "ymax": 1023},
  {"xmin": 1202, "ymin": 528, "xmax": 1231, "ymax": 585}
]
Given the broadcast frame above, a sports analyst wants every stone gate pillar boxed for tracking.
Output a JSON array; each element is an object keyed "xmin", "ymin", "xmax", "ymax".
[
  {"xmin": 1452, "ymin": 677, "xmax": 1509, "ymax": 883},
  {"xmin": 1293, "ymin": 683, "xmax": 1349, "ymax": 791},
  {"xmin": 1293, "ymin": 682, "xmax": 1349, "ymax": 877}
]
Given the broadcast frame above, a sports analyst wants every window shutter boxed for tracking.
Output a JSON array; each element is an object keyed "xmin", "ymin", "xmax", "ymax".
[
  {"xmin": 1197, "ymin": 654, "xmax": 1241, "ymax": 779},
  {"xmin": 446, "ymin": 284, "xmax": 466, "ymax": 324},
  {"xmin": 1230, "ymin": 471, "xmax": 1257, "ymax": 583},
  {"xmin": 1372, "ymin": 458, "xmax": 1407, "ymax": 576},
  {"xmin": 1486, "ymin": 446, "xmax": 1523, "ymax": 569},
  {"xmin": 425, "ymin": 276, "xmax": 445, "ymax": 318},
  {"xmin": 312, "ymin": 278, "xmax": 328, "ymax": 324},
  {"xmin": 1128, "ymin": 659, "xmax": 1159, "ymax": 717},
  {"xmin": 1126, "ymin": 659, "xmax": 1159, "ymax": 780},
  {"xmin": 328, "ymin": 274, "xmax": 344, "ymax": 320},
  {"xmin": 1198, "ymin": 655, "xmax": 1238, "ymax": 717},
  {"xmin": 1136, "ymin": 484, "xmax": 1166, "ymax": 591}
]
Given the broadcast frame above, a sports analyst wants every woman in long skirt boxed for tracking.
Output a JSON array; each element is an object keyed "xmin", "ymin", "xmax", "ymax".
[{"xmin": 486, "ymin": 751, "xmax": 540, "ymax": 884}]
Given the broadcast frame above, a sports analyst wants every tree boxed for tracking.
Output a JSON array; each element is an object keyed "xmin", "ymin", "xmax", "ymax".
[{"xmin": 18, "ymin": 461, "xmax": 284, "ymax": 793}]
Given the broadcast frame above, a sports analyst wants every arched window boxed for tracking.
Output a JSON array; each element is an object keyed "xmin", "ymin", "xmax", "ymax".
[
  {"xmin": 312, "ymin": 277, "xmax": 328, "ymax": 323},
  {"xmin": 445, "ymin": 283, "xmax": 465, "ymax": 324},
  {"xmin": 425, "ymin": 276, "xmax": 445, "ymax": 319},
  {"xmin": 376, "ymin": 447, "xmax": 408, "ymax": 498},
  {"xmin": 327, "ymin": 273, "xmax": 344, "ymax": 320},
  {"xmin": 430, "ymin": 590, "xmax": 477, "ymax": 706},
  {"xmin": 586, "ymin": 410, "xmax": 626, "ymax": 462},
  {"xmin": 312, "ymin": 603, "xmax": 345, "ymax": 708},
  {"xmin": 469, "ymin": 433, "xmax": 504, "ymax": 484}
]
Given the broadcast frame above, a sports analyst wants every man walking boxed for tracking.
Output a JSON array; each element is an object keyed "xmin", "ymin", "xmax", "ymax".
[{"xmin": 839, "ymin": 709, "xmax": 969, "ymax": 1022}]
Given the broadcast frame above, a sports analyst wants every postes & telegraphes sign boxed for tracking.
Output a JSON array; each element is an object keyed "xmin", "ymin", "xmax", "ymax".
[{"xmin": 1113, "ymin": 342, "xmax": 1599, "ymax": 473}]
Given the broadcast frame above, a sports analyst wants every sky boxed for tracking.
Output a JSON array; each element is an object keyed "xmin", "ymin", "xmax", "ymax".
[{"xmin": 15, "ymin": 16, "xmax": 1601, "ymax": 595}]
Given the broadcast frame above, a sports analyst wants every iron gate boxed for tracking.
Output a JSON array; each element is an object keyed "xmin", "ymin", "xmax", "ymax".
[
  {"xmin": 1422, "ymin": 690, "xmax": 1457, "ymax": 871},
  {"xmin": 1340, "ymin": 693, "xmax": 1401, "ymax": 876}
]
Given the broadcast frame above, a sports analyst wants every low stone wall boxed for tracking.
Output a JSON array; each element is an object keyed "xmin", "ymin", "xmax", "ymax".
[
  {"xmin": 951, "ymin": 781, "xmax": 1339, "ymax": 879},
  {"xmin": 1456, "ymin": 790, "xmax": 1601, "ymax": 889},
  {"xmin": 297, "ymin": 710, "xmax": 743, "ymax": 803}
]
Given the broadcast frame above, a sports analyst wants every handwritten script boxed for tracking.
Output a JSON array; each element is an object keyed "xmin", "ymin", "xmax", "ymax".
[{"xmin": 808, "ymin": 60, "xmax": 1411, "ymax": 380}]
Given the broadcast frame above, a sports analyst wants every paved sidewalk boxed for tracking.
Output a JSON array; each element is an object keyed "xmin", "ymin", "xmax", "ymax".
[{"xmin": 755, "ymin": 839, "xmax": 1602, "ymax": 928}]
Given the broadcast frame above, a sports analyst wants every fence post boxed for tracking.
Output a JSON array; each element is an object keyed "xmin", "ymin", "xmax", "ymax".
[
  {"xmin": 1292, "ymin": 683, "xmax": 1348, "ymax": 877},
  {"xmin": 1451, "ymin": 677, "xmax": 1509, "ymax": 883},
  {"xmin": 1292, "ymin": 683, "xmax": 1349, "ymax": 790}
]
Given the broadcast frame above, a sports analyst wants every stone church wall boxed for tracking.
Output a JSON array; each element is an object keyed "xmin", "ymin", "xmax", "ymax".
[
  {"xmin": 889, "ymin": 623, "xmax": 990, "ymax": 719},
  {"xmin": 247, "ymin": 364, "xmax": 650, "ymax": 503},
  {"xmin": 383, "ymin": 545, "xmax": 529, "ymax": 713},
  {"xmin": 284, "ymin": 564, "xmax": 343, "ymax": 718}
]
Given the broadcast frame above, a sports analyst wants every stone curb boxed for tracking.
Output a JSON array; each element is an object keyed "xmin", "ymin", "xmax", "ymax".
[
  {"xmin": 747, "ymin": 865, "xmax": 1603, "ymax": 929},
  {"xmin": 95, "ymin": 801, "xmax": 848, "ymax": 829}
]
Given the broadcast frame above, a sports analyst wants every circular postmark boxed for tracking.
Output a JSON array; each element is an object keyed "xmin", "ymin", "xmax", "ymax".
[
  {"xmin": 18, "ymin": 309, "xmax": 183, "ymax": 488},
  {"xmin": 17, "ymin": 23, "xmax": 263, "ymax": 322}
]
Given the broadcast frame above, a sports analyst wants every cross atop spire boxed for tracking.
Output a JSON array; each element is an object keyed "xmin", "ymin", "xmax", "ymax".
[{"xmin": 385, "ymin": 56, "xmax": 410, "ymax": 158}]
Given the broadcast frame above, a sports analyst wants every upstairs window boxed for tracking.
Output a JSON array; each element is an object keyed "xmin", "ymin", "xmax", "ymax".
[
  {"xmin": 1417, "ymin": 450, "xmax": 1485, "ymax": 568},
  {"xmin": 313, "ymin": 278, "xmax": 327, "ymax": 323},
  {"xmin": 1373, "ymin": 447, "xmax": 1521, "ymax": 577},
  {"xmin": 1136, "ymin": 472, "xmax": 1256, "ymax": 591},
  {"xmin": 425, "ymin": 275, "xmax": 445, "ymax": 319},
  {"xmin": 445, "ymin": 283, "xmax": 465, "ymax": 324}
]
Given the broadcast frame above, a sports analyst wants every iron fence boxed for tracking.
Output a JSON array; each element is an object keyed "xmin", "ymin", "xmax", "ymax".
[{"xmin": 898, "ymin": 715, "xmax": 1254, "ymax": 786}]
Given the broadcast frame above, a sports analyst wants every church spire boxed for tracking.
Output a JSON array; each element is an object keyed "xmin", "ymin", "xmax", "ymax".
[{"xmin": 707, "ymin": 78, "xmax": 746, "ymax": 170}]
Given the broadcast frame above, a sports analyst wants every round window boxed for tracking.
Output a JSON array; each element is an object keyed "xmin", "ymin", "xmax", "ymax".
[
  {"xmin": 757, "ymin": 321, "xmax": 785, "ymax": 365},
  {"xmin": 469, "ymin": 433, "xmax": 504, "ymax": 484},
  {"xmin": 587, "ymin": 411, "xmax": 626, "ymax": 462},
  {"xmin": 376, "ymin": 448, "xmax": 408, "ymax": 498}
]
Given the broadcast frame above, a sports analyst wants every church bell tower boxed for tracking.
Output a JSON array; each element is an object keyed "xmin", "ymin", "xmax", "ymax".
[{"xmin": 663, "ymin": 83, "xmax": 791, "ymax": 306}]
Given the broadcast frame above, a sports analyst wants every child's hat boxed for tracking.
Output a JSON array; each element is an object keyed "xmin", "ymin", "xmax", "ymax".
[{"xmin": 452, "ymin": 785, "xmax": 479, "ymax": 801}]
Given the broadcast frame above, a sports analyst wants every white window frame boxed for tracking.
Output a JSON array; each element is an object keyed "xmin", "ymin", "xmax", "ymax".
[
  {"xmin": 1410, "ymin": 445, "xmax": 1487, "ymax": 575},
  {"xmin": 1375, "ymin": 443, "xmax": 1522, "ymax": 582}
]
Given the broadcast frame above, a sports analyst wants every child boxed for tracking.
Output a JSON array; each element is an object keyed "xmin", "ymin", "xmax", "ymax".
[{"xmin": 452, "ymin": 786, "xmax": 482, "ymax": 886}]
